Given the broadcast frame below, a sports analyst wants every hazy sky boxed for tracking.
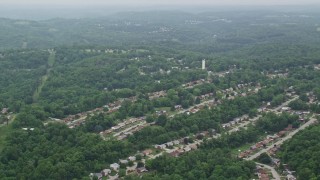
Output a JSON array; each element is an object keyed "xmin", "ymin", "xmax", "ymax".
[{"xmin": 1, "ymin": 0, "xmax": 320, "ymax": 6}]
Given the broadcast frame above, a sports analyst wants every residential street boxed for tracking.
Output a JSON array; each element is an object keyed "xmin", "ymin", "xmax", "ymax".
[
  {"xmin": 245, "ymin": 116, "xmax": 317, "ymax": 161},
  {"xmin": 271, "ymin": 95, "xmax": 299, "ymax": 112},
  {"xmin": 255, "ymin": 162, "xmax": 281, "ymax": 180},
  {"xmin": 230, "ymin": 95, "xmax": 298, "ymax": 133}
]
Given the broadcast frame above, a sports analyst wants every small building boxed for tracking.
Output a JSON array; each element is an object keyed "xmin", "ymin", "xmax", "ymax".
[
  {"xmin": 184, "ymin": 146, "xmax": 191, "ymax": 152},
  {"xmin": 169, "ymin": 150, "xmax": 182, "ymax": 157},
  {"xmin": 281, "ymin": 107, "xmax": 291, "ymax": 111},
  {"xmin": 166, "ymin": 142, "xmax": 174, "ymax": 147},
  {"xmin": 143, "ymin": 149, "xmax": 153, "ymax": 156},
  {"xmin": 101, "ymin": 169, "xmax": 111, "ymax": 176},
  {"xmin": 89, "ymin": 173, "xmax": 102, "ymax": 180},
  {"xmin": 137, "ymin": 167, "xmax": 148, "ymax": 173},
  {"xmin": 173, "ymin": 140, "xmax": 180, "ymax": 145},
  {"xmin": 155, "ymin": 144, "xmax": 166, "ymax": 149},
  {"xmin": 128, "ymin": 156, "xmax": 136, "ymax": 161},
  {"xmin": 119, "ymin": 159, "xmax": 128, "ymax": 164},
  {"xmin": 287, "ymin": 174, "xmax": 297, "ymax": 180},
  {"xmin": 189, "ymin": 144, "xmax": 198, "ymax": 150},
  {"xmin": 1, "ymin": 108, "xmax": 9, "ymax": 114},
  {"xmin": 110, "ymin": 163, "xmax": 120, "ymax": 171}
]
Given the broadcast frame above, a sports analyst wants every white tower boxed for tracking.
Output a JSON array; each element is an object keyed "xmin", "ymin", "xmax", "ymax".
[{"xmin": 202, "ymin": 59, "xmax": 206, "ymax": 70}]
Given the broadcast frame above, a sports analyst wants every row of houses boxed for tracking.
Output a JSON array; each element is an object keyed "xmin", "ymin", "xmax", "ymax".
[
  {"xmin": 266, "ymin": 72, "xmax": 289, "ymax": 79},
  {"xmin": 100, "ymin": 81, "xmax": 257, "ymax": 139},
  {"xmin": 238, "ymin": 125, "xmax": 294, "ymax": 158},
  {"xmin": 154, "ymin": 140, "xmax": 181, "ymax": 150},
  {"xmin": 82, "ymin": 48, "xmax": 129, "ymax": 54},
  {"xmin": 169, "ymin": 143, "xmax": 199, "ymax": 157},
  {"xmin": 198, "ymin": 92, "xmax": 215, "ymax": 100},
  {"xmin": 100, "ymin": 117, "xmax": 146, "ymax": 136},
  {"xmin": 222, "ymin": 115, "xmax": 249, "ymax": 129},
  {"xmin": 90, "ymin": 151, "xmax": 149, "ymax": 179},
  {"xmin": 182, "ymin": 79, "xmax": 207, "ymax": 89},
  {"xmin": 148, "ymin": 90, "xmax": 167, "ymax": 100},
  {"xmin": 116, "ymin": 123, "xmax": 149, "ymax": 140}
]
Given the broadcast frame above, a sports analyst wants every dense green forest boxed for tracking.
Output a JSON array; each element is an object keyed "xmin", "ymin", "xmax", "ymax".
[{"xmin": 0, "ymin": 9, "xmax": 320, "ymax": 179}]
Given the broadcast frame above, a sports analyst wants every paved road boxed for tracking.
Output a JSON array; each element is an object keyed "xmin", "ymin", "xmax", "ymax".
[
  {"xmin": 256, "ymin": 162, "xmax": 281, "ymax": 180},
  {"xmin": 229, "ymin": 115, "xmax": 262, "ymax": 133},
  {"xmin": 229, "ymin": 96, "xmax": 298, "ymax": 133},
  {"xmin": 270, "ymin": 95, "xmax": 299, "ymax": 113},
  {"xmin": 113, "ymin": 121, "xmax": 147, "ymax": 137},
  {"xmin": 245, "ymin": 116, "xmax": 317, "ymax": 161},
  {"xmin": 177, "ymin": 99, "xmax": 215, "ymax": 115}
]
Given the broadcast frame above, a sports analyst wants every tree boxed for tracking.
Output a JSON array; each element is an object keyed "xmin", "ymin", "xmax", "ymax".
[
  {"xmin": 257, "ymin": 153, "xmax": 272, "ymax": 164},
  {"xmin": 195, "ymin": 97, "xmax": 201, "ymax": 104},
  {"xmin": 156, "ymin": 115, "xmax": 167, "ymax": 126},
  {"xmin": 119, "ymin": 169, "xmax": 126, "ymax": 177}
]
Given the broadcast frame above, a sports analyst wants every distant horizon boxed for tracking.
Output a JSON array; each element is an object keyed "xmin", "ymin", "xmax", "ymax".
[
  {"xmin": 1, "ymin": 0, "xmax": 320, "ymax": 6},
  {"xmin": 1, "ymin": 4, "xmax": 320, "ymax": 20}
]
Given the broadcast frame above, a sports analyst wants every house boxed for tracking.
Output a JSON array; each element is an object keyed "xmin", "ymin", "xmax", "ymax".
[
  {"xmin": 120, "ymin": 159, "xmax": 128, "ymax": 164},
  {"xmin": 189, "ymin": 144, "xmax": 198, "ymax": 150},
  {"xmin": 1, "ymin": 108, "xmax": 8, "ymax": 114},
  {"xmin": 255, "ymin": 142, "xmax": 264, "ymax": 149},
  {"xmin": 155, "ymin": 144, "xmax": 166, "ymax": 149},
  {"xmin": 260, "ymin": 173, "xmax": 270, "ymax": 180},
  {"xmin": 250, "ymin": 145, "xmax": 257, "ymax": 150},
  {"xmin": 284, "ymin": 125, "xmax": 293, "ymax": 131},
  {"xmin": 108, "ymin": 174, "xmax": 119, "ymax": 180},
  {"xmin": 268, "ymin": 147, "xmax": 279, "ymax": 155},
  {"xmin": 222, "ymin": 123, "xmax": 230, "ymax": 129},
  {"xmin": 143, "ymin": 149, "xmax": 153, "ymax": 156},
  {"xmin": 128, "ymin": 156, "xmax": 136, "ymax": 161},
  {"xmin": 299, "ymin": 118, "xmax": 306, "ymax": 123},
  {"xmin": 277, "ymin": 131, "xmax": 286, "ymax": 137},
  {"xmin": 257, "ymin": 168, "xmax": 270, "ymax": 180},
  {"xmin": 89, "ymin": 173, "xmax": 102, "ymax": 180},
  {"xmin": 101, "ymin": 169, "xmax": 111, "ymax": 176},
  {"xmin": 210, "ymin": 129, "xmax": 217, "ymax": 135},
  {"xmin": 272, "ymin": 158, "xmax": 281, "ymax": 166},
  {"xmin": 169, "ymin": 150, "xmax": 182, "ymax": 157},
  {"xmin": 230, "ymin": 121, "xmax": 236, "ymax": 126},
  {"xmin": 184, "ymin": 146, "xmax": 191, "ymax": 152},
  {"xmin": 173, "ymin": 140, "xmax": 180, "ymax": 145},
  {"xmin": 166, "ymin": 142, "xmax": 174, "ymax": 147},
  {"xmin": 175, "ymin": 105, "xmax": 182, "ymax": 110},
  {"xmin": 234, "ymin": 118, "xmax": 241, "ymax": 123},
  {"xmin": 281, "ymin": 107, "xmax": 291, "ymax": 111},
  {"xmin": 287, "ymin": 174, "xmax": 297, "ymax": 180},
  {"xmin": 110, "ymin": 163, "xmax": 120, "ymax": 171},
  {"xmin": 111, "ymin": 126, "xmax": 120, "ymax": 130},
  {"xmin": 137, "ymin": 167, "xmax": 148, "ymax": 173}
]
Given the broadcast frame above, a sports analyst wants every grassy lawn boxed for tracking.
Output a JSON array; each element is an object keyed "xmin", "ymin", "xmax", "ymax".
[
  {"xmin": 154, "ymin": 107, "xmax": 176, "ymax": 116},
  {"xmin": 231, "ymin": 143, "xmax": 252, "ymax": 156},
  {"xmin": 154, "ymin": 107, "xmax": 171, "ymax": 112}
]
